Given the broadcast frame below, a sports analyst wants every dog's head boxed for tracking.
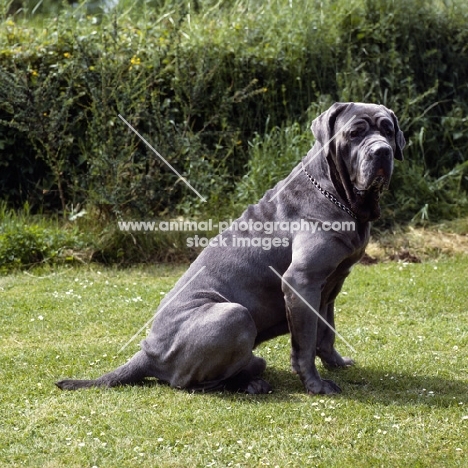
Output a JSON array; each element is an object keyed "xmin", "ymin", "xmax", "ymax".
[{"xmin": 311, "ymin": 102, "xmax": 405, "ymax": 222}]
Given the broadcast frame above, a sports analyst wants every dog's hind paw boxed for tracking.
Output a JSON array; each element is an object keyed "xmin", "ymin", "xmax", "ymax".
[{"xmin": 244, "ymin": 378, "xmax": 272, "ymax": 394}]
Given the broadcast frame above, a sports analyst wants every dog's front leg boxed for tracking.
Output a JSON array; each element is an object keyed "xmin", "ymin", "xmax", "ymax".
[
  {"xmin": 316, "ymin": 302, "xmax": 354, "ymax": 369},
  {"xmin": 282, "ymin": 268, "xmax": 341, "ymax": 395}
]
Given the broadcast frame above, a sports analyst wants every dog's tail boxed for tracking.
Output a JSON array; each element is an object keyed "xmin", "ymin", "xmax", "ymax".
[{"xmin": 56, "ymin": 351, "xmax": 151, "ymax": 390}]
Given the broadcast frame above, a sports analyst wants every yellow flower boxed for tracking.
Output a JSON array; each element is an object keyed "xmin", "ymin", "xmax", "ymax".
[
  {"xmin": 31, "ymin": 70, "xmax": 38, "ymax": 77},
  {"xmin": 130, "ymin": 56, "xmax": 141, "ymax": 66},
  {"xmin": 63, "ymin": 52, "xmax": 71, "ymax": 58}
]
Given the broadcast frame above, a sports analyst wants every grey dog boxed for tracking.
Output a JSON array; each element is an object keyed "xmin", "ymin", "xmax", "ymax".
[{"xmin": 56, "ymin": 102, "xmax": 405, "ymax": 395}]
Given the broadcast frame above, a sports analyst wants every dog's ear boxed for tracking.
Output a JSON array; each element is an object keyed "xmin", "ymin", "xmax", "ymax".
[
  {"xmin": 311, "ymin": 102, "xmax": 351, "ymax": 146},
  {"xmin": 387, "ymin": 108, "xmax": 406, "ymax": 161}
]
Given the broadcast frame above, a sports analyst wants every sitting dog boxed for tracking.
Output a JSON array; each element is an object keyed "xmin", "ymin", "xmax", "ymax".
[{"xmin": 57, "ymin": 102, "xmax": 405, "ymax": 395}]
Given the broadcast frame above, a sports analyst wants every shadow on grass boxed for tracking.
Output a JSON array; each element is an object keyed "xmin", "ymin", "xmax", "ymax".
[
  {"xmin": 327, "ymin": 365, "xmax": 467, "ymax": 407},
  {"xmin": 106, "ymin": 362, "xmax": 466, "ymax": 407},
  {"xmin": 193, "ymin": 365, "xmax": 467, "ymax": 407}
]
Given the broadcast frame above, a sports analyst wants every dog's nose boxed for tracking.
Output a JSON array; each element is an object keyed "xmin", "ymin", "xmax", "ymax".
[{"xmin": 372, "ymin": 145, "xmax": 392, "ymax": 159}]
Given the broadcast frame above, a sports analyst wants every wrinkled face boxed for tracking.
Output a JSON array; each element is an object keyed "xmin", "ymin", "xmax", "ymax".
[{"xmin": 335, "ymin": 104, "xmax": 398, "ymax": 196}]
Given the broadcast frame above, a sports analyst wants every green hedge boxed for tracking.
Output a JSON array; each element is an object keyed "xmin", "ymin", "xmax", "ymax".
[{"xmin": 1, "ymin": 0, "xmax": 468, "ymax": 224}]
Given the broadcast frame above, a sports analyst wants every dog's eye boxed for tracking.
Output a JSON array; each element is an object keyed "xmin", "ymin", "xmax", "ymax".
[
  {"xmin": 380, "ymin": 121, "xmax": 395, "ymax": 137},
  {"xmin": 349, "ymin": 129, "xmax": 362, "ymax": 139}
]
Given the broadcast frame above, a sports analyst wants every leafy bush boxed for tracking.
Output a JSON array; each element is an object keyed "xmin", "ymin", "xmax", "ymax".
[
  {"xmin": 0, "ymin": 0, "xmax": 468, "ymax": 229},
  {"xmin": 0, "ymin": 204, "xmax": 91, "ymax": 271}
]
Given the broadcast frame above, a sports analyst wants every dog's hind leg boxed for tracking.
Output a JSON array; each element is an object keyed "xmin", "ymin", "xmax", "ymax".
[
  {"xmin": 143, "ymin": 302, "xmax": 265, "ymax": 392},
  {"xmin": 56, "ymin": 351, "xmax": 153, "ymax": 390}
]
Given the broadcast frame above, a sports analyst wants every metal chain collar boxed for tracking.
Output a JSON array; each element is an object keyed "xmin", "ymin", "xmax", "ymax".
[{"xmin": 301, "ymin": 161, "xmax": 358, "ymax": 220}]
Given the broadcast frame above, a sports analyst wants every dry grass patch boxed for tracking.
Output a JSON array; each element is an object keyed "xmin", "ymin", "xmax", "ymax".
[{"xmin": 366, "ymin": 219, "xmax": 468, "ymax": 263}]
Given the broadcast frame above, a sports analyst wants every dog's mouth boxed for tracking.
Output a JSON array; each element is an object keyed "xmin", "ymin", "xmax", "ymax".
[{"xmin": 354, "ymin": 172, "xmax": 389, "ymax": 198}]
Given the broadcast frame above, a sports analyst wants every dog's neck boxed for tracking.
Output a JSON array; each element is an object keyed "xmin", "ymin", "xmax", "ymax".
[{"xmin": 326, "ymin": 154, "xmax": 349, "ymax": 206}]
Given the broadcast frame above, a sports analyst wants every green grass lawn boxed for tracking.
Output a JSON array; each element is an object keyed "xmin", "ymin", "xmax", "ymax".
[{"xmin": 1, "ymin": 258, "xmax": 467, "ymax": 467}]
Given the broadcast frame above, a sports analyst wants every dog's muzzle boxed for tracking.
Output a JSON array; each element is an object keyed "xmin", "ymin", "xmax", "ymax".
[{"xmin": 355, "ymin": 142, "xmax": 394, "ymax": 196}]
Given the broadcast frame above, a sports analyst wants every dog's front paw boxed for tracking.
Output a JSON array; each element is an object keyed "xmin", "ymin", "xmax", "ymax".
[
  {"xmin": 318, "ymin": 348, "xmax": 355, "ymax": 370},
  {"xmin": 339, "ymin": 357, "xmax": 355, "ymax": 367},
  {"xmin": 322, "ymin": 356, "xmax": 355, "ymax": 370},
  {"xmin": 306, "ymin": 378, "xmax": 341, "ymax": 395}
]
